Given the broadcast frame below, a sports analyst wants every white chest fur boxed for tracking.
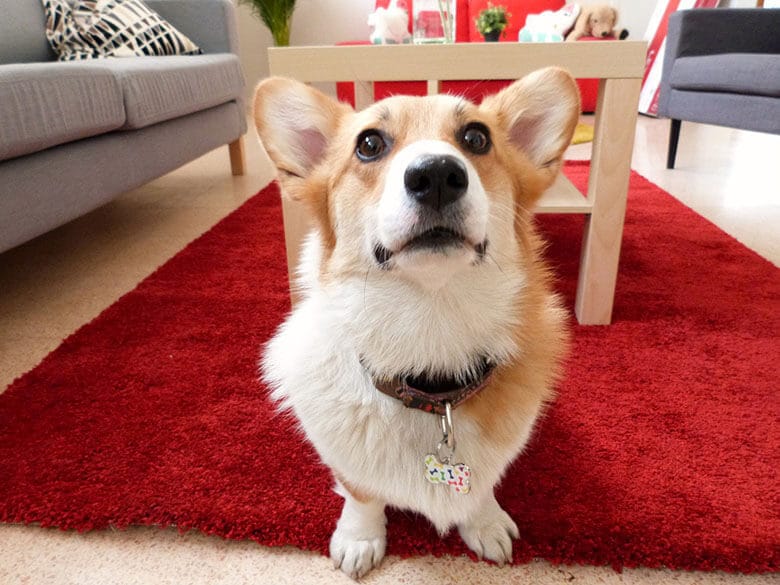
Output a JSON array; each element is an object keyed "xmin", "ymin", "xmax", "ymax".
[{"xmin": 261, "ymin": 235, "xmax": 540, "ymax": 531}]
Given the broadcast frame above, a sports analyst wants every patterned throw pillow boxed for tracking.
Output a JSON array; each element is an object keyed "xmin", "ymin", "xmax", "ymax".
[{"xmin": 42, "ymin": 0, "xmax": 202, "ymax": 61}]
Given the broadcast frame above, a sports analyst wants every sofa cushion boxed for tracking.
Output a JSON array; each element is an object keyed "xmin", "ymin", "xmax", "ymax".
[
  {"xmin": 670, "ymin": 54, "xmax": 780, "ymax": 98},
  {"xmin": 89, "ymin": 54, "xmax": 244, "ymax": 129},
  {"xmin": 0, "ymin": 62, "xmax": 125, "ymax": 161}
]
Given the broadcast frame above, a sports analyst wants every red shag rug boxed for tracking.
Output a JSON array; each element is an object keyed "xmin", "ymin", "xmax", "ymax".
[{"xmin": 1, "ymin": 163, "xmax": 778, "ymax": 574}]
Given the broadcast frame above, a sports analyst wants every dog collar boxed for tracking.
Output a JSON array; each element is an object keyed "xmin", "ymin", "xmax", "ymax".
[{"xmin": 370, "ymin": 358, "xmax": 495, "ymax": 416}]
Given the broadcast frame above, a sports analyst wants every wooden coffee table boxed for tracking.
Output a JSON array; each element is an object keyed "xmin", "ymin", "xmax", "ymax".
[{"xmin": 268, "ymin": 41, "xmax": 647, "ymax": 324}]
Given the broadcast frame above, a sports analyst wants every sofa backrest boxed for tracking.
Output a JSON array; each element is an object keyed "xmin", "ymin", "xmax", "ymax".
[{"xmin": 0, "ymin": 0, "xmax": 56, "ymax": 64}]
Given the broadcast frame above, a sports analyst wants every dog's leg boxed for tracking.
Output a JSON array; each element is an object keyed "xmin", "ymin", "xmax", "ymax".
[
  {"xmin": 330, "ymin": 481, "xmax": 387, "ymax": 579},
  {"xmin": 457, "ymin": 496, "xmax": 519, "ymax": 565}
]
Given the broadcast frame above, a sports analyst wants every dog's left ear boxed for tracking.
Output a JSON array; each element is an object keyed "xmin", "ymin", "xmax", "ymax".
[{"xmin": 481, "ymin": 67, "xmax": 580, "ymax": 185}]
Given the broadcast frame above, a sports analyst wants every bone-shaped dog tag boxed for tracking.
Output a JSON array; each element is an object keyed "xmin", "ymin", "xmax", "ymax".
[{"xmin": 424, "ymin": 454, "xmax": 471, "ymax": 494}]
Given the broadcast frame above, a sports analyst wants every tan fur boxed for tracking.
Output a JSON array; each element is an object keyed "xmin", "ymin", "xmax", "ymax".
[
  {"xmin": 481, "ymin": 68, "xmax": 580, "ymax": 191},
  {"xmin": 254, "ymin": 71, "xmax": 579, "ymax": 571},
  {"xmin": 565, "ymin": 5, "xmax": 619, "ymax": 41},
  {"xmin": 324, "ymin": 97, "xmax": 486, "ymax": 282},
  {"xmin": 254, "ymin": 70, "xmax": 578, "ymax": 449},
  {"xmin": 252, "ymin": 78, "xmax": 350, "ymax": 261},
  {"xmin": 461, "ymin": 214, "xmax": 570, "ymax": 449},
  {"xmin": 454, "ymin": 72, "xmax": 576, "ymax": 449}
]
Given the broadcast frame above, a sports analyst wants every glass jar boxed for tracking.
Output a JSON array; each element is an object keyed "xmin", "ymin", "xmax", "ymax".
[{"xmin": 412, "ymin": 0, "xmax": 456, "ymax": 44}]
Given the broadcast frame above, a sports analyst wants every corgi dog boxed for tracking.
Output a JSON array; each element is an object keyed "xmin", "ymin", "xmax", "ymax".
[{"xmin": 255, "ymin": 67, "xmax": 579, "ymax": 579}]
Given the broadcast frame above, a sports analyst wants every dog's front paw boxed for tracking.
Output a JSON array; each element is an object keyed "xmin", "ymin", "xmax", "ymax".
[
  {"xmin": 331, "ymin": 482, "xmax": 387, "ymax": 579},
  {"xmin": 329, "ymin": 527, "xmax": 386, "ymax": 580},
  {"xmin": 458, "ymin": 502, "xmax": 519, "ymax": 566}
]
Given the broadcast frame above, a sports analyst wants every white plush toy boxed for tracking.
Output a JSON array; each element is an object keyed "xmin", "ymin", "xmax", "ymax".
[
  {"xmin": 368, "ymin": 0, "xmax": 412, "ymax": 45},
  {"xmin": 519, "ymin": 3, "xmax": 581, "ymax": 42}
]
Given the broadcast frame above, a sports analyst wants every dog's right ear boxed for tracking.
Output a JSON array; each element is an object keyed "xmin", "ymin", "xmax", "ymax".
[{"xmin": 253, "ymin": 78, "xmax": 351, "ymax": 200}]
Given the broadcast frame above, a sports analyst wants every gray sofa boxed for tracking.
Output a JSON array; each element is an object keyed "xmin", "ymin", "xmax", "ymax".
[
  {"xmin": 0, "ymin": 0, "xmax": 247, "ymax": 254},
  {"xmin": 657, "ymin": 8, "xmax": 780, "ymax": 169}
]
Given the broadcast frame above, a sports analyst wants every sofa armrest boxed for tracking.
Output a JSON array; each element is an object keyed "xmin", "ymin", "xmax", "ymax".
[{"xmin": 144, "ymin": 0, "xmax": 239, "ymax": 54}]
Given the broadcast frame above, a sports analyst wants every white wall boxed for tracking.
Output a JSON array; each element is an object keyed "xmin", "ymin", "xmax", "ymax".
[
  {"xmin": 236, "ymin": 0, "xmax": 373, "ymax": 99},
  {"xmin": 235, "ymin": 2, "xmax": 272, "ymax": 98}
]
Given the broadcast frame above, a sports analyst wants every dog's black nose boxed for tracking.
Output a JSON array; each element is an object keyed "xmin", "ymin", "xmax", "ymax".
[
  {"xmin": 404, "ymin": 154, "xmax": 468, "ymax": 210},
  {"xmin": 601, "ymin": 31, "xmax": 609, "ymax": 37}
]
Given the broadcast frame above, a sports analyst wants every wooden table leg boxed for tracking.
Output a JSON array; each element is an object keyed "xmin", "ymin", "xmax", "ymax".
[
  {"xmin": 575, "ymin": 77, "xmax": 642, "ymax": 325},
  {"xmin": 354, "ymin": 80, "xmax": 374, "ymax": 111},
  {"xmin": 281, "ymin": 196, "xmax": 308, "ymax": 306}
]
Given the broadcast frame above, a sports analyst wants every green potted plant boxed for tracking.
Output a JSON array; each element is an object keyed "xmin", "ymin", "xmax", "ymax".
[
  {"xmin": 475, "ymin": 4, "xmax": 509, "ymax": 42},
  {"xmin": 238, "ymin": 0, "xmax": 297, "ymax": 47}
]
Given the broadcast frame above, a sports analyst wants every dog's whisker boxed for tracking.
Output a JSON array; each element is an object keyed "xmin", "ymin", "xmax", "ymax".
[
  {"xmin": 486, "ymin": 251, "xmax": 507, "ymax": 275},
  {"xmin": 489, "ymin": 200, "xmax": 528, "ymax": 225},
  {"xmin": 363, "ymin": 266, "xmax": 370, "ymax": 312}
]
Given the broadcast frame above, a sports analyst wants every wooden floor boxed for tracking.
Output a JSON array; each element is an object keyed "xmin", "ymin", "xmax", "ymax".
[{"xmin": 1, "ymin": 115, "xmax": 778, "ymax": 585}]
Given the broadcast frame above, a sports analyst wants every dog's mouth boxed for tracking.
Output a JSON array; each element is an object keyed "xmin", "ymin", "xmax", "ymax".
[
  {"xmin": 374, "ymin": 228, "xmax": 487, "ymax": 266},
  {"xmin": 405, "ymin": 227, "xmax": 465, "ymax": 251}
]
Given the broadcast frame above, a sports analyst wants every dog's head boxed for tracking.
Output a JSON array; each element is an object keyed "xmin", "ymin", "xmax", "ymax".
[{"xmin": 253, "ymin": 68, "xmax": 579, "ymax": 290}]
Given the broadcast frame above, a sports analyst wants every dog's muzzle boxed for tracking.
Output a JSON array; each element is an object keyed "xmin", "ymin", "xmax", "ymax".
[{"xmin": 372, "ymin": 145, "xmax": 488, "ymax": 268}]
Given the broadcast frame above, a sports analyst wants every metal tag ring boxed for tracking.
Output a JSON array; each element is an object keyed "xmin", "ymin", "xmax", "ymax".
[
  {"xmin": 436, "ymin": 440, "xmax": 455, "ymax": 464},
  {"xmin": 438, "ymin": 402, "xmax": 455, "ymax": 451}
]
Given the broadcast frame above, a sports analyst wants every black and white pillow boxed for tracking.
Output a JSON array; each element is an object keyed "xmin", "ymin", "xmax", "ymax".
[{"xmin": 42, "ymin": 0, "xmax": 202, "ymax": 61}]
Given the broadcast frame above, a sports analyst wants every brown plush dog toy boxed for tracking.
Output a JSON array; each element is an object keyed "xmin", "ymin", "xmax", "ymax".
[{"xmin": 565, "ymin": 5, "xmax": 627, "ymax": 41}]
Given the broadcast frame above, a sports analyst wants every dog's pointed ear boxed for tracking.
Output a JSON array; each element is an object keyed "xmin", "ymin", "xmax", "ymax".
[
  {"xmin": 481, "ymin": 67, "xmax": 580, "ymax": 185},
  {"xmin": 253, "ymin": 77, "xmax": 352, "ymax": 199}
]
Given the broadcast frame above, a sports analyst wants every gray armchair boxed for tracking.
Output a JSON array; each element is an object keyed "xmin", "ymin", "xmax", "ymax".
[{"xmin": 657, "ymin": 9, "xmax": 780, "ymax": 169}]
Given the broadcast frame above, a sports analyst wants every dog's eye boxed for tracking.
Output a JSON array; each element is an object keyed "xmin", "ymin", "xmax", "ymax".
[
  {"xmin": 460, "ymin": 123, "xmax": 491, "ymax": 155},
  {"xmin": 356, "ymin": 130, "xmax": 387, "ymax": 162}
]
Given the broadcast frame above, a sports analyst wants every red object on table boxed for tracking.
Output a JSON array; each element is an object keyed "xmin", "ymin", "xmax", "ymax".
[
  {"xmin": 339, "ymin": 0, "xmax": 611, "ymax": 112},
  {"xmin": 466, "ymin": 0, "xmax": 564, "ymax": 42}
]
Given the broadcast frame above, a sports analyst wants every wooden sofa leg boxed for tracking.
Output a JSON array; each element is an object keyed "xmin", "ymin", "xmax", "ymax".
[
  {"xmin": 229, "ymin": 137, "xmax": 245, "ymax": 176},
  {"xmin": 667, "ymin": 119, "xmax": 681, "ymax": 169}
]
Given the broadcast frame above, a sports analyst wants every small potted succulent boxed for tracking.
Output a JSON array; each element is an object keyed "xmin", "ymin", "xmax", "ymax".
[
  {"xmin": 475, "ymin": 4, "xmax": 509, "ymax": 42},
  {"xmin": 238, "ymin": 0, "xmax": 297, "ymax": 47}
]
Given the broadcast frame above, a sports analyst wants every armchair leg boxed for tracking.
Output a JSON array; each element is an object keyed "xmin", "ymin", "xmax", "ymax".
[
  {"xmin": 667, "ymin": 119, "xmax": 681, "ymax": 169},
  {"xmin": 228, "ymin": 137, "xmax": 245, "ymax": 176}
]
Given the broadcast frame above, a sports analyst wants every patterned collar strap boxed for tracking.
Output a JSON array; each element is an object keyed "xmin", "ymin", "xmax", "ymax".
[{"xmin": 372, "ymin": 361, "xmax": 496, "ymax": 416}]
